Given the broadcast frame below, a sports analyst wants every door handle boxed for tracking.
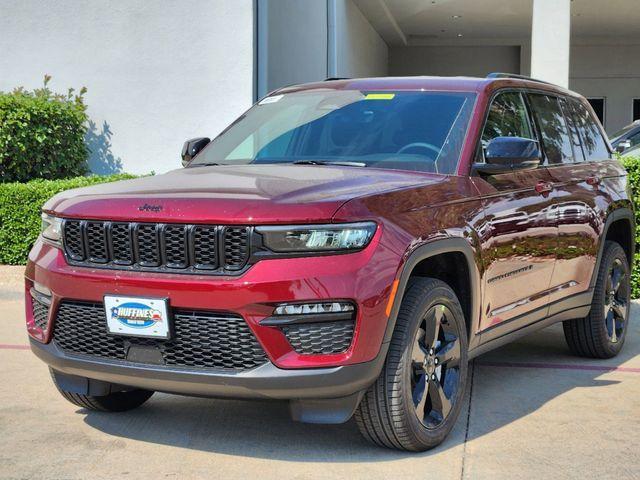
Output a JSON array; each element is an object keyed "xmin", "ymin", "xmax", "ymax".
[
  {"xmin": 586, "ymin": 176, "xmax": 601, "ymax": 186},
  {"xmin": 534, "ymin": 181, "xmax": 553, "ymax": 194}
]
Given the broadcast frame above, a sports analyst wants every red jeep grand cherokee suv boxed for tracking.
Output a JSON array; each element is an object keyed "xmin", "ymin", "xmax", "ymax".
[{"xmin": 26, "ymin": 74, "xmax": 633, "ymax": 451}]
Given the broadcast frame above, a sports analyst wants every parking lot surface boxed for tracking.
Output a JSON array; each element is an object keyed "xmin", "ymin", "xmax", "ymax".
[{"xmin": 1, "ymin": 266, "xmax": 639, "ymax": 480}]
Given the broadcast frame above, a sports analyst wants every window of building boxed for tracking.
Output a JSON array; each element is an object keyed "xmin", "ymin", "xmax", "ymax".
[
  {"xmin": 587, "ymin": 98, "xmax": 606, "ymax": 126},
  {"xmin": 570, "ymin": 99, "xmax": 610, "ymax": 161},
  {"xmin": 528, "ymin": 94, "xmax": 574, "ymax": 164},
  {"xmin": 633, "ymin": 99, "xmax": 640, "ymax": 122}
]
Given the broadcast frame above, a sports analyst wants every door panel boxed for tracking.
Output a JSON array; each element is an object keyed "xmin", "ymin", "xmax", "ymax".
[
  {"xmin": 544, "ymin": 97, "xmax": 620, "ymax": 303},
  {"xmin": 473, "ymin": 170, "xmax": 558, "ymax": 331},
  {"xmin": 473, "ymin": 90, "xmax": 558, "ymax": 333},
  {"xmin": 546, "ymin": 160, "xmax": 620, "ymax": 303}
]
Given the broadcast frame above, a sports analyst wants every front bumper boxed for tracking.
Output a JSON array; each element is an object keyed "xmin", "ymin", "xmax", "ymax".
[
  {"xmin": 26, "ymin": 231, "xmax": 400, "ymax": 369},
  {"xmin": 32, "ymin": 337, "xmax": 385, "ymax": 423},
  {"xmin": 31, "ymin": 338, "xmax": 384, "ymax": 400}
]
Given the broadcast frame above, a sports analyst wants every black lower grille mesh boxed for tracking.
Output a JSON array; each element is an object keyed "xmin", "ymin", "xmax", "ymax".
[
  {"xmin": 282, "ymin": 320, "xmax": 355, "ymax": 354},
  {"xmin": 53, "ymin": 301, "xmax": 267, "ymax": 370},
  {"xmin": 31, "ymin": 297, "xmax": 50, "ymax": 330}
]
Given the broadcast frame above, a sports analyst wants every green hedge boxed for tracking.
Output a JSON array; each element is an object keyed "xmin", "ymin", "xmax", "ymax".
[
  {"xmin": 0, "ymin": 77, "xmax": 89, "ymax": 183},
  {"xmin": 621, "ymin": 156, "xmax": 640, "ymax": 298},
  {"xmin": 0, "ymin": 174, "xmax": 136, "ymax": 264}
]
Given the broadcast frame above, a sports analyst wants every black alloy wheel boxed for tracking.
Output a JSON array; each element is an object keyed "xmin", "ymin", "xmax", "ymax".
[
  {"xmin": 355, "ymin": 277, "xmax": 468, "ymax": 451},
  {"xmin": 603, "ymin": 257, "xmax": 629, "ymax": 344},
  {"xmin": 410, "ymin": 304, "xmax": 462, "ymax": 429}
]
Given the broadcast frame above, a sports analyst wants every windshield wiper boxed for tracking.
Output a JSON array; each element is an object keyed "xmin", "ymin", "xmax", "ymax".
[{"xmin": 292, "ymin": 160, "xmax": 366, "ymax": 167}]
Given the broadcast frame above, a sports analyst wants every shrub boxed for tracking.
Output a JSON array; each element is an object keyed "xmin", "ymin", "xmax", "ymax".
[
  {"xmin": 0, "ymin": 174, "xmax": 136, "ymax": 264},
  {"xmin": 0, "ymin": 76, "xmax": 89, "ymax": 183},
  {"xmin": 621, "ymin": 155, "xmax": 640, "ymax": 298}
]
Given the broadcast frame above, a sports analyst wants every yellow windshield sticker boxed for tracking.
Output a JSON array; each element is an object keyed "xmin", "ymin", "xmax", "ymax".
[{"xmin": 364, "ymin": 93, "xmax": 395, "ymax": 100}]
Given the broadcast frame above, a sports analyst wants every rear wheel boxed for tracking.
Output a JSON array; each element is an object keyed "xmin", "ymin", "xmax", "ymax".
[
  {"xmin": 355, "ymin": 278, "xmax": 468, "ymax": 451},
  {"xmin": 50, "ymin": 368, "xmax": 154, "ymax": 412},
  {"xmin": 563, "ymin": 241, "xmax": 631, "ymax": 358}
]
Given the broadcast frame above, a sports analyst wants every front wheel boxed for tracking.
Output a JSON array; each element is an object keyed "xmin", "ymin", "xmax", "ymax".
[
  {"xmin": 355, "ymin": 278, "xmax": 468, "ymax": 451},
  {"xmin": 50, "ymin": 368, "xmax": 154, "ymax": 412}
]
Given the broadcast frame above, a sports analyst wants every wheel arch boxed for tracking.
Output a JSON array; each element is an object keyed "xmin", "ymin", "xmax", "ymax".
[
  {"xmin": 382, "ymin": 238, "xmax": 482, "ymax": 349},
  {"xmin": 591, "ymin": 208, "xmax": 635, "ymax": 289}
]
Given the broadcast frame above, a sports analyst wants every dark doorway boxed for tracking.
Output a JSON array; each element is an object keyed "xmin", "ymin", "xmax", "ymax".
[{"xmin": 587, "ymin": 98, "xmax": 605, "ymax": 126}]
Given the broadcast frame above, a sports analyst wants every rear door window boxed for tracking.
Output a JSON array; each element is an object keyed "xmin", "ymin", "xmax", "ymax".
[
  {"xmin": 559, "ymin": 97, "xmax": 584, "ymax": 162},
  {"xmin": 528, "ymin": 94, "xmax": 574, "ymax": 165},
  {"xmin": 569, "ymin": 99, "xmax": 611, "ymax": 161}
]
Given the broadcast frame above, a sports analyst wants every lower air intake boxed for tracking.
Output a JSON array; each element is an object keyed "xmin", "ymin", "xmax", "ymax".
[
  {"xmin": 52, "ymin": 301, "xmax": 268, "ymax": 371},
  {"xmin": 281, "ymin": 320, "xmax": 355, "ymax": 354}
]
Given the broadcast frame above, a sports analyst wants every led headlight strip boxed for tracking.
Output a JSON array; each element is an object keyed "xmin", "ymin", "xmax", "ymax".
[{"xmin": 256, "ymin": 222, "xmax": 376, "ymax": 253}]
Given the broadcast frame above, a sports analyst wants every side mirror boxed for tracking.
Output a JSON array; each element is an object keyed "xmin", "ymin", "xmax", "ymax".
[
  {"xmin": 181, "ymin": 137, "xmax": 210, "ymax": 166},
  {"xmin": 474, "ymin": 136, "xmax": 541, "ymax": 175},
  {"xmin": 615, "ymin": 140, "xmax": 632, "ymax": 153}
]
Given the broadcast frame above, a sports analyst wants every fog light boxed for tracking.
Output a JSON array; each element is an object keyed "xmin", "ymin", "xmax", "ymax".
[
  {"xmin": 33, "ymin": 282, "xmax": 52, "ymax": 297},
  {"xmin": 273, "ymin": 302, "xmax": 354, "ymax": 316}
]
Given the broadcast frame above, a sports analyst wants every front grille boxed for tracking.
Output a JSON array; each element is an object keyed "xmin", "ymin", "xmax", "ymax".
[
  {"xmin": 31, "ymin": 296, "xmax": 50, "ymax": 330},
  {"xmin": 53, "ymin": 301, "xmax": 268, "ymax": 370},
  {"xmin": 62, "ymin": 220, "xmax": 251, "ymax": 274},
  {"xmin": 282, "ymin": 320, "xmax": 355, "ymax": 354}
]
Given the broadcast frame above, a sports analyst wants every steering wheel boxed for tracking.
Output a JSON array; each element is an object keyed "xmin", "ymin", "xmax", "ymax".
[{"xmin": 396, "ymin": 142, "xmax": 441, "ymax": 157}]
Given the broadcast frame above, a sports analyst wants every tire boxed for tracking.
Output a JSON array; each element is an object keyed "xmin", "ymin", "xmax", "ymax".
[
  {"xmin": 354, "ymin": 277, "xmax": 469, "ymax": 451},
  {"xmin": 563, "ymin": 241, "xmax": 631, "ymax": 359},
  {"xmin": 50, "ymin": 368, "xmax": 154, "ymax": 412}
]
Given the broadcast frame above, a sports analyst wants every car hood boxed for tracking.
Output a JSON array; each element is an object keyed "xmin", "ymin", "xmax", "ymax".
[{"xmin": 45, "ymin": 165, "xmax": 444, "ymax": 224}]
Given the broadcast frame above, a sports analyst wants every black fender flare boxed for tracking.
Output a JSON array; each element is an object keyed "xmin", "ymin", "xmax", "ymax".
[
  {"xmin": 380, "ymin": 237, "xmax": 482, "ymax": 348},
  {"xmin": 590, "ymin": 207, "xmax": 635, "ymax": 289}
]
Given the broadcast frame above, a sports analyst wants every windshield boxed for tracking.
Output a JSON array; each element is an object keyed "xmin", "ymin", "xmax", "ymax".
[{"xmin": 190, "ymin": 89, "xmax": 476, "ymax": 174}]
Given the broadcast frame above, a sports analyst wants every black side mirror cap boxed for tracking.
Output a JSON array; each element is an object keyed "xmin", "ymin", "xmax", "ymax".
[
  {"xmin": 474, "ymin": 136, "xmax": 541, "ymax": 175},
  {"xmin": 181, "ymin": 137, "xmax": 211, "ymax": 166}
]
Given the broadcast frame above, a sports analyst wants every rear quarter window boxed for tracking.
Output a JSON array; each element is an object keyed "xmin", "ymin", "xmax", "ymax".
[{"xmin": 570, "ymin": 99, "xmax": 611, "ymax": 161}]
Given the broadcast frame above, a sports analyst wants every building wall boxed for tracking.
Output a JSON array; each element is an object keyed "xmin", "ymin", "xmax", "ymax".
[
  {"xmin": 257, "ymin": 0, "xmax": 328, "ymax": 97},
  {"xmin": 570, "ymin": 44, "xmax": 640, "ymax": 133},
  {"xmin": 330, "ymin": 0, "xmax": 388, "ymax": 78},
  {"xmin": 0, "ymin": 0, "xmax": 255, "ymax": 175},
  {"xmin": 388, "ymin": 45, "xmax": 520, "ymax": 77}
]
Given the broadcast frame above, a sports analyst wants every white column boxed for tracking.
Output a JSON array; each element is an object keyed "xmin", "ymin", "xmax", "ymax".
[{"xmin": 530, "ymin": 0, "xmax": 571, "ymax": 87}]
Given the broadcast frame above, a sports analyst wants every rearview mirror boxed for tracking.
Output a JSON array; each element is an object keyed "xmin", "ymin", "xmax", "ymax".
[
  {"xmin": 474, "ymin": 137, "xmax": 541, "ymax": 175},
  {"xmin": 616, "ymin": 140, "xmax": 632, "ymax": 153},
  {"xmin": 181, "ymin": 137, "xmax": 210, "ymax": 166}
]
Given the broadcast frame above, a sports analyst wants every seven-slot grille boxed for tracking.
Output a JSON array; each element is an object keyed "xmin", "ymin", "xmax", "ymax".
[
  {"xmin": 52, "ymin": 301, "xmax": 268, "ymax": 370},
  {"xmin": 62, "ymin": 220, "xmax": 250, "ymax": 274}
]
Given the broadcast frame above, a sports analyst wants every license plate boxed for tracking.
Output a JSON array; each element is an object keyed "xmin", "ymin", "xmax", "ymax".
[{"xmin": 104, "ymin": 295, "xmax": 171, "ymax": 339}]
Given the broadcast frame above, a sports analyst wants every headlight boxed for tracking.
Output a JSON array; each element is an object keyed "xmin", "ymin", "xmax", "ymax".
[
  {"xmin": 256, "ymin": 222, "xmax": 376, "ymax": 253},
  {"xmin": 41, "ymin": 213, "xmax": 63, "ymax": 245}
]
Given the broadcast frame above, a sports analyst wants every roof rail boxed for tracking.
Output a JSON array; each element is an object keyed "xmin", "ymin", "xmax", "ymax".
[
  {"xmin": 324, "ymin": 77, "xmax": 350, "ymax": 81},
  {"xmin": 486, "ymin": 72, "xmax": 556, "ymax": 86}
]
